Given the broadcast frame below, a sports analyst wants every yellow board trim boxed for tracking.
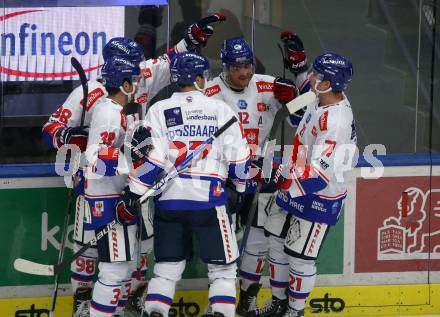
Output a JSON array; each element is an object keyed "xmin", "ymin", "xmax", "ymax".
[{"xmin": 1, "ymin": 284, "xmax": 439, "ymax": 316}]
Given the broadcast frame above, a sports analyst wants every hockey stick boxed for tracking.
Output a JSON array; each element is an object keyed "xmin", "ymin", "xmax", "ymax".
[
  {"xmin": 277, "ymin": 42, "xmax": 288, "ymax": 181},
  {"xmin": 14, "ymin": 116, "xmax": 238, "ymax": 276},
  {"xmin": 73, "ymin": 58, "xmax": 89, "ymax": 128},
  {"xmin": 121, "ymin": 101, "xmax": 149, "ymax": 281},
  {"xmin": 238, "ymin": 91, "xmax": 315, "ymax": 264},
  {"xmin": 46, "ymin": 57, "xmax": 89, "ymax": 317},
  {"xmin": 136, "ymin": 101, "xmax": 144, "ymax": 281}
]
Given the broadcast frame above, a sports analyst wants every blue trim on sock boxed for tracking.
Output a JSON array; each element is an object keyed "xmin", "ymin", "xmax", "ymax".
[
  {"xmin": 91, "ymin": 301, "xmax": 117, "ymax": 314},
  {"xmin": 239, "ymin": 270, "xmax": 261, "ymax": 282},
  {"xmin": 145, "ymin": 293, "xmax": 173, "ymax": 306},
  {"xmin": 209, "ymin": 295, "xmax": 236, "ymax": 304}
]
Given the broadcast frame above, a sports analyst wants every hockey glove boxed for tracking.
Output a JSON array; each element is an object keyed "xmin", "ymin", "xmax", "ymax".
[
  {"xmin": 227, "ymin": 186, "xmax": 246, "ymax": 214},
  {"xmin": 244, "ymin": 159, "xmax": 267, "ymax": 193},
  {"xmin": 116, "ymin": 186, "xmax": 141, "ymax": 225},
  {"xmin": 123, "ymin": 126, "xmax": 153, "ymax": 166},
  {"xmin": 280, "ymin": 31, "xmax": 308, "ymax": 74},
  {"xmin": 184, "ymin": 13, "xmax": 226, "ymax": 49},
  {"xmin": 55, "ymin": 126, "xmax": 89, "ymax": 152},
  {"xmin": 273, "ymin": 77, "xmax": 299, "ymax": 104}
]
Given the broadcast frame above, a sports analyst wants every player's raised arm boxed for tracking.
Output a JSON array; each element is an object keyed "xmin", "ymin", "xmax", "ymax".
[{"xmin": 137, "ymin": 13, "xmax": 227, "ymax": 105}]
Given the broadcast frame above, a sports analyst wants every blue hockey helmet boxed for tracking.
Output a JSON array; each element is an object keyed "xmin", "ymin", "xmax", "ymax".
[
  {"xmin": 101, "ymin": 56, "xmax": 141, "ymax": 89},
  {"xmin": 102, "ymin": 37, "xmax": 145, "ymax": 63},
  {"xmin": 312, "ymin": 52, "xmax": 353, "ymax": 92},
  {"xmin": 170, "ymin": 52, "xmax": 210, "ymax": 86},
  {"xmin": 220, "ymin": 37, "xmax": 254, "ymax": 66}
]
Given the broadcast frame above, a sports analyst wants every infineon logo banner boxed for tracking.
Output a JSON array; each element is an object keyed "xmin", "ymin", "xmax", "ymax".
[{"xmin": 0, "ymin": 7, "xmax": 124, "ymax": 81}]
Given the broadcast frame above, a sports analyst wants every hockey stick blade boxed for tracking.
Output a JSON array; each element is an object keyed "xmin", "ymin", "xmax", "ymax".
[
  {"xmin": 285, "ymin": 91, "xmax": 315, "ymax": 114},
  {"xmin": 14, "ymin": 219, "xmax": 116, "ymax": 277},
  {"xmin": 14, "ymin": 258, "xmax": 54, "ymax": 276}
]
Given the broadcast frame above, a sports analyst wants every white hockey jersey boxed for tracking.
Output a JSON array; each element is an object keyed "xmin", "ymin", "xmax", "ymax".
[
  {"xmin": 42, "ymin": 55, "xmax": 172, "ymax": 149},
  {"xmin": 205, "ymin": 74, "xmax": 282, "ymax": 158},
  {"xmin": 42, "ymin": 55, "xmax": 172, "ymax": 197},
  {"xmin": 128, "ymin": 90, "xmax": 251, "ymax": 211},
  {"xmin": 204, "ymin": 73, "xmax": 310, "ymax": 158},
  {"xmin": 276, "ymin": 95, "xmax": 357, "ymax": 225},
  {"xmin": 83, "ymin": 97, "xmax": 130, "ymax": 228}
]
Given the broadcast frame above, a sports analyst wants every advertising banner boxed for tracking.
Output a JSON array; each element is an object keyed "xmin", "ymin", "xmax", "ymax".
[
  {"xmin": 355, "ymin": 176, "xmax": 440, "ymax": 273},
  {"xmin": 0, "ymin": 7, "xmax": 124, "ymax": 81},
  {"xmin": 2, "ymin": 284, "xmax": 439, "ymax": 317}
]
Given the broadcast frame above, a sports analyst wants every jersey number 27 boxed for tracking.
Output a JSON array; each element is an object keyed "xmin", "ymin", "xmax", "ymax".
[{"xmin": 169, "ymin": 141, "xmax": 212, "ymax": 167}]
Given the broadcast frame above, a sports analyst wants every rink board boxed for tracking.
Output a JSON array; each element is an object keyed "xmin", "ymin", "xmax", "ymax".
[
  {"xmin": 0, "ymin": 174, "xmax": 342, "ymax": 289},
  {"xmin": 0, "ymin": 284, "xmax": 439, "ymax": 316}
]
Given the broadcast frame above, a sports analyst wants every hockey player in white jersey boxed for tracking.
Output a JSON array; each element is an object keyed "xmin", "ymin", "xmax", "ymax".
[
  {"xmin": 41, "ymin": 13, "xmax": 226, "ymax": 316},
  {"xmin": 117, "ymin": 52, "xmax": 250, "ymax": 317},
  {"xmin": 250, "ymin": 53, "xmax": 356, "ymax": 317},
  {"xmin": 203, "ymin": 35, "xmax": 310, "ymax": 316},
  {"xmin": 83, "ymin": 56, "xmax": 155, "ymax": 317},
  {"xmin": 42, "ymin": 37, "xmax": 148, "ymax": 317}
]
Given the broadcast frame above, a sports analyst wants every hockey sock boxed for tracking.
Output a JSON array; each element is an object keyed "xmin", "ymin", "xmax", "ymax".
[
  {"xmin": 208, "ymin": 263, "xmax": 237, "ymax": 317},
  {"xmin": 70, "ymin": 243, "xmax": 97, "ymax": 292},
  {"xmin": 269, "ymin": 260, "xmax": 289, "ymax": 299},
  {"xmin": 268, "ymin": 235, "xmax": 289, "ymax": 299},
  {"xmin": 90, "ymin": 279, "xmax": 121, "ymax": 316},
  {"xmin": 239, "ymin": 252, "xmax": 264, "ymax": 290},
  {"xmin": 239, "ymin": 227, "xmax": 268, "ymax": 291},
  {"xmin": 287, "ymin": 257, "xmax": 316, "ymax": 310},
  {"xmin": 115, "ymin": 278, "xmax": 131, "ymax": 315},
  {"xmin": 90, "ymin": 262, "xmax": 131, "ymax": 317},
  {"xmin": 144, "ymin": 261, "xmax": 185, "ymax": 316}
]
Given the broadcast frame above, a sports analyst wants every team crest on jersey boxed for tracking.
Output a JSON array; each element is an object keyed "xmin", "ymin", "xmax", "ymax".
[
  {"xmin": 164, "ymin": 107, "xmax": 183, "ymax": 128},
  {"xmin": 237, "ymin": 99, "xmax": 248, "ymax": 110},
  {"xmin": 93, "ymin": 201, "xmax": 104, "ymax": 217},
  {"xmin": 257, "ymin": 102, "xmax": 268, "ymax": 112},
  {"xmin": 244, "ymin": 128, "xmax": 259, "ymax": 145},
  {"xmin": 143, "ymin": 68, "xmax": 152, "ymax": 79},
  {"xmin": 319, "ymin": 111, "xmax": 329, "ymax": 131}
]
